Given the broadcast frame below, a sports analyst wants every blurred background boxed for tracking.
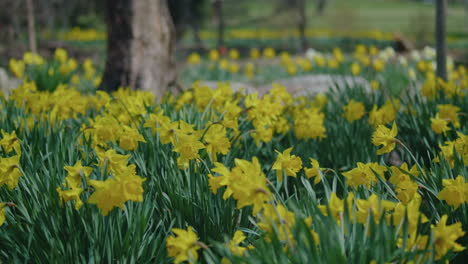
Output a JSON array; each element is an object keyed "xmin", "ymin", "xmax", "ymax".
[{"xmin": 0, "ymin": 0, "xmax": 467, "ymax": 67}]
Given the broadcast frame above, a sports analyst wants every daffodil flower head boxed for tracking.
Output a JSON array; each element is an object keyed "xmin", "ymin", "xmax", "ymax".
[
  {"xmin": 166, "ymin": 226, "xmax": 201, "ymax": 264},
  {"xmin": 272, "ymin": 147, "xmax": 302, "ymax": 182},
  {"xmin": 372, "ymin": 122, "xmax": 398, "ymax": 155}
]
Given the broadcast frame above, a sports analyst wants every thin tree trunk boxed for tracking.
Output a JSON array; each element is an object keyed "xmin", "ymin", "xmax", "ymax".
[
  {"xmin": 435, "ymin": 0, "xmax": 447, "ymax": 81},
  {"xmin": 26, "ymin": 0, "xmax": 37, "ymax": 53},
  {"xmin": 214, "ymin": 0, "xmax": 224, "ymax": 48},
  {"xmin": 465, "ymin": 0, "xmax": 468, "ymax": 32},
  {"xmin": 298, "ymin": 0, "xmax": 307, "ymax": 51},
  {"xmin": 101, "ymin": 0, "xmax": 132, "ymax": 91},
  {"xmin": 101, "ymin": 0, "xmax": 176, "ymax": 96},
  {"xmin": 316, "ymin": 0, "xmax": 327, "ymax": 15},
  {"xmin": 188, "ymin": 1, "xmax": 202, "ymax": 48}
]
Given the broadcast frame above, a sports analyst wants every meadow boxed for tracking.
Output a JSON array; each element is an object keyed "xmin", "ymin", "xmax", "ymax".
[{"xmin": 0, "ymin": 45, "xmax": 467, "ymax": 264}]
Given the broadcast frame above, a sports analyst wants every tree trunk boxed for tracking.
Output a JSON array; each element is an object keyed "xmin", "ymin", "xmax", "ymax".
[
  {"xmin": 435, "ymin": 0, "xmax": 447, "ymax": 81},
  {"xmin": 101, "ymin": 0, "xmax": 176, "ymax": 97},
  {"xmin": 465, "ymin": 0, "xmax": 468, "ymax": 33},
  {"xmin": 214, "ymin": 0, "xmax": 224, "ymax": 48},
  {"xmin": 298, "ymin": 0, "xmax": 307, "ymax": 51},
  {"xmin": 316, "ymin": 0, "xmax": 327, "ymax": 15},
  {"xmin": 26, "ymin": 0, "xmax": 37, "ymax": 54}
]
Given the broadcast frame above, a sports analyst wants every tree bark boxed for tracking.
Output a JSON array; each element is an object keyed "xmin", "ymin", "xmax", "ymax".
[
  {"xmin": 316, "ymin": 0, "xmax": 327, "ymax": 15},
  {"xmin": 26, "ymin": 0, "xmax": 37, "ymax": 54},
  {"xmin": 101, "ymin": 0, "xmax": 176, "ymax": 97},
  {"xmin": 214, "ymin": 0, "xmax": 224, "ymax": 48},
  {"xmin": 435, "ymin": 0, "xmax": 447, "ymax": 81},
  {"xmin": 298, "ymin": 0, "xmax": 307, "ymax": 51},
  {"xmin": 465, "ymin": 0, "xmax": 468, "ymax": 33}
]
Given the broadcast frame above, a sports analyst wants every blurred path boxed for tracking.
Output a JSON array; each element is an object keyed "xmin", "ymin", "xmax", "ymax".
[{"xmin": 199, "ymin": 74, "xmax": 371, "ymax": 96}]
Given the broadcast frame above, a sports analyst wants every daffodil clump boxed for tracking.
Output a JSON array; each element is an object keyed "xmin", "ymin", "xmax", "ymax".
[{"xmin": 0, "ymin": 46, "xmax": 467, "ymax": 263}]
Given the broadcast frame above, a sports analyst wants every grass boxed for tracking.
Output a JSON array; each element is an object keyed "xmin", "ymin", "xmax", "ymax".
[{"xmin": 219, "ymin": 0, "xmax": 467, "ymax": 36}]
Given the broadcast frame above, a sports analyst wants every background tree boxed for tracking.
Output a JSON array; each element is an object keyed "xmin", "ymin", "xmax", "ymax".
[
  {"xmin": 297, "ymin": 0, "xmax": 307, "ymax": 51},
  {"xmin": 26, "ymin": 0, "xmax": 38, "ymax": 54},
  {"xmin": 100, "ymin": 0, "xmax": 176, "ymax": 96},
  {"xmin": 168, "ymin": 0, "xmax": 205, "ymax": 47},
  {"xmin": 435, "ymin": 0, "xmax": 447, "ymax": 81},
  {"xmin": 316, "ymin": 0, "xmax": 327, "ymax": 15},
  {"xmin": 214, "ymin": 0, "xmax": 225, "ymax": 48}
]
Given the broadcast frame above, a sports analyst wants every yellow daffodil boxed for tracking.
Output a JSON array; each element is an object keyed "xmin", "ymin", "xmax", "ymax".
[
  {"xmin": 0, "ymin": 155, "xmax": 22, "ymax": 190},
  {"xmin": 304, "ymin": 158, "xmax": 322, "ymax": 184},
  {"xmin": 438, "ymin": 176, "xmax": 468, "ymax": 209},
  {"xmin": 431, "ymin": 115, "xmax": 451, "ymax": 134},
  {"xmin": 343, "ymin": 100, "xmax": 365, "ymax": 122},
  {"xmin": 431, "ymin": 215, "xmax": 465, "ymax": 260},
  {"xmin": 166, "ymin": 226, "xmax": 202, "ymax": 264},
  {"xmin": 64, "ymin": 160, "xmax": 93, "ymax": 188},
  {"xmin": 372, "ymin": 122, "xmax": 398, "ymax": 155},
  {"xmin": 272, "ymin": 147, "xmax": 302, "ymax": 182},
  {"xmin": 342, "ymin": 162, "xmax": 387, "ymax": 188}
]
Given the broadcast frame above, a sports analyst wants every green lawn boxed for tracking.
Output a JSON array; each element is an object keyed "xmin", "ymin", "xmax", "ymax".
[{"xmin": 206, "ymin": 0, "xmax": 467, "ymax": 40}]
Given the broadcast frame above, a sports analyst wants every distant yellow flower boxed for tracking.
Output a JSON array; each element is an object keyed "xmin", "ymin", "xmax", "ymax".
[
  {"xmin": 250, "ymin": 48, "xmax": 260, "ymax": 59},
  {"xmin": 272, "ymin": 147, "xmax": 303, "ymax": 182},
  {"xmin": 372, "ymin": 122, "xmax": 398, "ymax": 155},
  {"xmin": 370, "ymin": 80, "xmax": 379, "ymax": 91},
  {"xmin": 293, "ymin": 108, "xmax": 326, "ymax": 140},
  {"xmin": 228, "ymin": 63, "xmax": 239, "ymax": 73},
  {"xmin": 328, "ymin": 58, "xmax": 339, "ymax": 69},
  {"xmin": 351, "ymin": 62, "xmax": 361, "ymax": 75},
  {"xmin": 219, "ymin": 59, "xmax": 229, "ymax": 70},
  {"xmin": 333, "ymin": 48, "xmax": 344, "ymax": 63},
  {"xmin": 314, "ymin": 55, "xmax": 326, "ymax": 67},
  {"xmin": 263, "ymin": 47, "xmax": 275, "ymax": 58},
  {"xmin": 209, "ymin": 49, "xmax": 219, "ymax": 61},
  {"xmin": 166, "ymin": 226, "xmax": 201, "ymax": 264},
  {"xmin": 229, "ymin": 49, "xmax": 239, "ymax": 60},
  {"xmin": 187, "ymin": 52, "xmax": 201, "ymax": 64},
  {"xmin": 431, "ymin": 215, "xmax": 465, "ymax": 260},
  {"xmin": 0, "ymin": 130, "xmax": 21, "ymax": 155},
  {"xmin": 54, "ymin": 48, "xmax": 68, "ymax": 63},
  {"xmin": 368, "ymin": 101, "xmax": 398, "ymax": 127},
  {"xmin": 372, "ymin": 59, "xmax": 385, "ymax": 72},
  {"xmin": 244, "ymin": 62, "xmax": 255, "ymax": 78},
  {"xmin": 9, "ymin": 59, "xmax": 25, "ymax": 78},
  {"xmin": 23, "ymin": 52, "xmax": 44, "ymax": 65},
  {"xmin": 438, "ymin": 176, "xmax": 468, "ymax": 209},
  {"xmin": 286, "ymin": 63, "xmax": 297, "ymax": 75},
  {"xmin": 437, "ymin": 104, "xmax": 460, "ymax": 128},
  {"xmin": 343, "ymin": 100, "xmax": 365, "ymax": 122}
]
